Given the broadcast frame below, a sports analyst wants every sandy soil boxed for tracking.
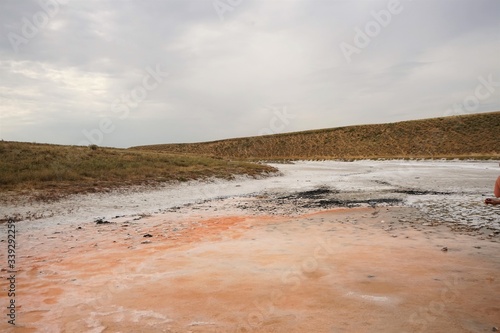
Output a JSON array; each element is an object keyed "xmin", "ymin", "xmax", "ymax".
[{"xmin": 1, "ymin": 205, "xmax": 499, "ymax": 333}]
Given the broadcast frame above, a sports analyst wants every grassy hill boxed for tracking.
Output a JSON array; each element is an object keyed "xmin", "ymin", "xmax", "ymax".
[
  {"xmin": 132, "ymin": 111, "xmax": 500, "ymax": 160},
  {"xmin": 2, "ymin": 112, "xmax": 498, "ymax": 203},
  {"xmin": 0, "ymin": 141, "xmax": 276, "ymax": 202}
]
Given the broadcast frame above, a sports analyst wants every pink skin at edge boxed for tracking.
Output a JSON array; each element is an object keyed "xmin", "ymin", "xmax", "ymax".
[{"xmin": 485, "ymin": 163, "xmax": 500, "ymax": 205}]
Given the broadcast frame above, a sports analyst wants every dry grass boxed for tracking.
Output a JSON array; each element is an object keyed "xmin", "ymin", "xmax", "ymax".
[
  {"xmin": 133, "ymin": 111, "xmax": 500, "ymax": 160},
  {"xmin": 0, "ymin": 141, "xmax": 277, "ymax": 202},
  {"xmin": 2, "ymin": 112, "xmax": 498, "ymax": 203}
]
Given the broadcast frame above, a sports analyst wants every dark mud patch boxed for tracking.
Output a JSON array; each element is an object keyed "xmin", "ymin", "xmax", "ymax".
[
  {"xmin": 294, "ymin": 187, "xmax": 339, "ymax": 198},
  {"xmin": 275, "ymin": 187, "xmax": 403, "ymax": 210},
  {"xmin": 394, "ymin": 189, "xmax": 453, "ymax": 195},
  {"xmin": 373, "ymin": 180, "xmax": 393, "ymax": 186},
  {"xmin": 94, "ymin": 218, "xmax": 111, "ymax": 225},
  {"xmin": 313, "ymin": 198, "xmax": 402, "ymax": 209}
]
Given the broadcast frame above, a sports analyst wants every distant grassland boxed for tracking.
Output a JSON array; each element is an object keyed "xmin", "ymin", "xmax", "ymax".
[
  {"xmin": 133, "ymin": 111, "xmax": 500, "ymax": 160},
  {"xmin": 0, "ymin": 141, "xmax": 276, "ymax": 202}
]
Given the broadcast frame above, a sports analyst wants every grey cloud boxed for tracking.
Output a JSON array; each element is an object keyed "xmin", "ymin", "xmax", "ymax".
[{"xmin": 0, "ymin": 0, "xmax": 499, "ymax": 147}]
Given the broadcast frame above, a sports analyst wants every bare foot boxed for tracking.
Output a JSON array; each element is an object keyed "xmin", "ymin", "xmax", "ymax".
[{"xmin": 485, "ymin": 198, "xmax": 500, "ymax": 205}]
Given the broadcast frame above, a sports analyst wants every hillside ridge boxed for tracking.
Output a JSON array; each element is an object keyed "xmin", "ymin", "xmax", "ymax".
[{"xmin": 132, "ymin": 111, "xmax": 500, "ymax": 160}]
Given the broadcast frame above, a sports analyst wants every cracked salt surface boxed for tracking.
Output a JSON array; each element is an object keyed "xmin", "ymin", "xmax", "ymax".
[
  {"xmin": 408, "ymin": 194, "xmax": 499, "ymax": 229},
  {"xmin": 2, "ymin": 160, "xmax": 499, "ymax": 230}
]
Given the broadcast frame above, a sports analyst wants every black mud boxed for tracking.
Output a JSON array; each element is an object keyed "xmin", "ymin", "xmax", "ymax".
[
  {"xmin": 294, "ymin": 187, "xmax": 339, "ymax": 198},
  {"xmin": 276, "ymin": 187, "xmax": 402, "ymax": 209},
  {"xmin": 394, "ymin": 189, "xmax": 453, "ymax": 195},
  {"xmin": 313, "ymin": 198, "xmax": 402, "ymax": 208}
]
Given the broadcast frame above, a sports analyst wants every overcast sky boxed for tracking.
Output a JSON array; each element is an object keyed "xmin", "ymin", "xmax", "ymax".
[{"xmin": 0, "ymin": 0, "xmax": 499, "ymax": 148}]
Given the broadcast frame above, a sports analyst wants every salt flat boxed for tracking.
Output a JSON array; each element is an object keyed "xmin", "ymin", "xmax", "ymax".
[
  {"xmin": 2, "ymin": 160, "xmax": 499, "ymax": 229},
  {"xmin": 1, "ymin": 160, "xmax": 499, "ymax": 332}
]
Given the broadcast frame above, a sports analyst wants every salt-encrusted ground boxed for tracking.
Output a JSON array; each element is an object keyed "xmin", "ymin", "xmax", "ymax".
[
  {"xmin": 2, "ymin": 160, "xmax": 499, "ymax": 229},
  {"xmin": 1, "ymin": 160, "xmax": 499, "ymax": 332}
]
